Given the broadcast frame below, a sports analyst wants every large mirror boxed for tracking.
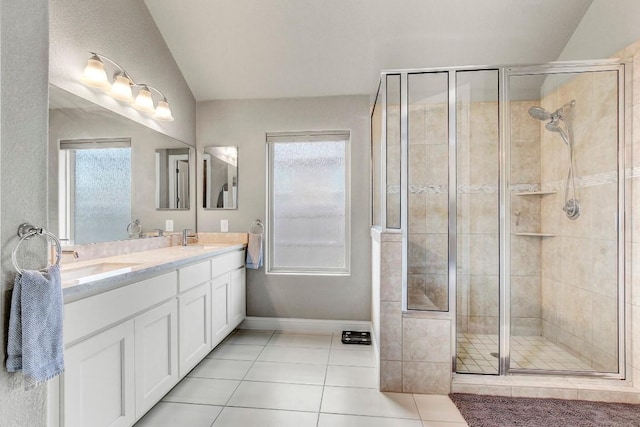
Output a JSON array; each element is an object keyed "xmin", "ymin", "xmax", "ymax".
[
  {"xmin": 202, "ymin": 146, "xmax": 238, "ymax": 209},
  {"xmin": 48, "ymin": 85, "xmax": 196, "ymax": 245}
]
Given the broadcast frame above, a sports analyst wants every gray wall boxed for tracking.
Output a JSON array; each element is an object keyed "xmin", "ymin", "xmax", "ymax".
[
  {"xmin": 558, "ymin": 0, "xmax": 640, "ymax": 60},
  {"xmin": 0, "ymin": 0, "xmax": 50, "ymax": 424},
  {"xmin": 197, "ymin": 96, "xmax": 372, "ymax": 321},
  {"xmin": 49, "ymin": 0, "xmax": 196, "ymax": 145}
]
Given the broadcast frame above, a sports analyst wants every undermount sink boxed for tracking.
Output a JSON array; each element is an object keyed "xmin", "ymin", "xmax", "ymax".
[{"xmin": 61, "ymin": 262, "xmax": 140, "ymax": 284}]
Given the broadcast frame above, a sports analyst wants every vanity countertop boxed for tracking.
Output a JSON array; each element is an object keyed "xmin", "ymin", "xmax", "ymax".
[{"xmin": 61, "ymin": 243, "xmax": 246, "ymax": 303}]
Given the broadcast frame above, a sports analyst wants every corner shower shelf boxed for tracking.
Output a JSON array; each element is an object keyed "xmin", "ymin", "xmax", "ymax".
[
  {"xmin": 514, "ymin": 232, "xmax": 557, "ymax": 237},
  {"xmin": 516, "ymin": 191, "xmax": 557, "ymax": 196}
]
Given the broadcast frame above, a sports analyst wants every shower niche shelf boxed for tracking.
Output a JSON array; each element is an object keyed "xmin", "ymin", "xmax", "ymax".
[
  {"xmin": 514, "ymin": 232, "xmax": 557, "ymax": 237},
  {"xmin": 516, "ymin": 191, "xmax": 557, "ymax": 196}
]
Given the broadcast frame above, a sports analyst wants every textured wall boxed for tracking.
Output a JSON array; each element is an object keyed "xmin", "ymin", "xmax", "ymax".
[
  {"xmin": 0, "ymin": 0, "xmax": 50, "ymax": 424},
  {"xmin": 197, "ymin": 96, "xmax": 371, "ymax": 321},
  {"xmin": 49, "ymin": 0, "xmax": 196, "ymax": 145}
]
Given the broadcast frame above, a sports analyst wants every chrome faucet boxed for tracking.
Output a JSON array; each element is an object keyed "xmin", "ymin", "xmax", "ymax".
[
  {"xmin": 182, "ymin": 229, "xmax": 198, "ymax": 246},
  {"xmin": 62, "ymin": 249, "xmax": 79, "ymax": 258}
]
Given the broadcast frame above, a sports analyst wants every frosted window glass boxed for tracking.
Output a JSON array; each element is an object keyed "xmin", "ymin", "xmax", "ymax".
[
  {"xmin": 74, "ymin": 148, "xmax": 131, "ymax": 244},
  {"xmin": 269, "ymin": 139, "xmax": 348, "ymax": 274}
]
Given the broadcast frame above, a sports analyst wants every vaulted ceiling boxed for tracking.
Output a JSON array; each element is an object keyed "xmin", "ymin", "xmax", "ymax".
[{"xmin": 144, "ymin": 0, "xmax": 593, "ymax": 101}]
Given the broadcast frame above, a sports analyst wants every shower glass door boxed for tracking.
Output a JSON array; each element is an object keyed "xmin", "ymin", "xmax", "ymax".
[
  {"xmin": 507, "ymin": 66, "xmax": 623, "ymax": 374},
  {"xmin": 455, "ymin": 70, "xmax": 500, "ymax": 374}
]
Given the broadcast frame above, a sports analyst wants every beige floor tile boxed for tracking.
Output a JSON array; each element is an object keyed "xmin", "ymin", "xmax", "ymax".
[
  {"xmin": 162, "ymin": 378, "xmax": 239, "ymax": 405},
  {"xmin": 188, "ymin": 358, "xmax": 253, "ymax": 380},
  {"xmin": 244, "ymin": 361, "xmax": 327, "ymax": 385},
  {"xmin": 325, "ymin": 365, "xmax": 378, "ymax": 388},
  {"xmin": 213, "ymin": 407, "xmax": 318, "ymax": 427},
  {"xmin": 267, "ymin": 332, "xmax": 332, "ymax": 348},
  {"xmin": 329, "ymin": 348, "xmax": 377, "ymax": 367},
  {"xmin": 318, "ymin": 413, "xmax": 423, "ymax": 427},
  {"xmin": 413, "ymin": 394, "xmax": 467, "ymax": 423},
  {"xmin": 227, "ymin": 381, "xmax": 323, "ymax": 412},
  {"xmin": 225, "ymin": 330, "xmax": 274, "ymax": 345},
  {"xmin": 134, "ymin": 402, "xmax": 222, "ymax": 427},
  {"xmin": 321, "ymin": 386, "xmax": 420, "ymax": 419},
  {"xmin": 258, "ymin": 345, "xmax": 330, "ymax": 365},
  {"xmin": 206, "ymin": 343, "xmax": 264, "ymax": 361}
]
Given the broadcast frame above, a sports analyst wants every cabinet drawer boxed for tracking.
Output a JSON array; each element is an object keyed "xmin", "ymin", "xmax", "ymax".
[
  {"xmin": 178, "ymin": 260, "xmax": 211, "ymax": 292},
  {"xmin": 211, "ymin": 250, "xmax": 245, "ymax": 277},
  {"xmin": 65, "ymin": 271, "xmax": 177, "ymax": 345}
]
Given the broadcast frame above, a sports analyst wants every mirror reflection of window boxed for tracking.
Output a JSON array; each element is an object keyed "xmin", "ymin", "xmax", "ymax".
[
  {"xmin": 202, "ymin": 146, "xmax": 238, "ymax": 209},
  {"xmin": 59, "ymin": 138, "xmax": 132, "ymax": 244},
  {"xmin": 155, "ymin": 148, "xmax": 191, "ymax": 209}
]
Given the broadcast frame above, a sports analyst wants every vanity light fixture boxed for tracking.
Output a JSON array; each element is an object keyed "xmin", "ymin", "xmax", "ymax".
[{"xmin": 80, "ymin": 52, "xmax": 174, "ymax": 122}]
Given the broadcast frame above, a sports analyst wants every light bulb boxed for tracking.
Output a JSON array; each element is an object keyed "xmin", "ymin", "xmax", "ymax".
[
  {"xmin": 133, "ymin": 86, "xmax": 155, "ymax": 113},
  {"xmin": 111, "ymin": 74, "xmax": 134, "ymax": 102},
  {"xmin": 153, "ymin": 98, "xmax": 174, "ymax": 122},
  {"xmin": 80, "ymin": 55, "xmax": 110, "ymax": 89}
]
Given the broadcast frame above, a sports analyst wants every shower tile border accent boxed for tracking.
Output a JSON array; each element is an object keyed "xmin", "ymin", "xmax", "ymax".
[{"xmin": 389, "ymin": 167, "xmax": 640, "ymax": 196}]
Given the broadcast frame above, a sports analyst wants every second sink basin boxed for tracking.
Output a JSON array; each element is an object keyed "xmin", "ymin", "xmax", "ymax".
[{"xmin": 61, "ymin": 262, "xmax": 141, "ymax": 284}]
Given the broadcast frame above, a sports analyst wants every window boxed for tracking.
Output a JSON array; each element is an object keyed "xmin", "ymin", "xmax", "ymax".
[
  {"xmin": 59, "ymin": 138, "xmax": 132, "ymax": 244},
  {"xmin": 267, "ymin": 131, "xmax": 350, "ymax": 275}
]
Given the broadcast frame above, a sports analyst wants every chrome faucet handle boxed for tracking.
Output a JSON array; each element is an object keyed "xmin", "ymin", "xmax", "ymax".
[{"xmin": 182, "ymin": 228, "xmax": 196, "ymax": 246}]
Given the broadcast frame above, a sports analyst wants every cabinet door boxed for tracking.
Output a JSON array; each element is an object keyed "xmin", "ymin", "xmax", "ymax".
[
  {"xmin": 229, "ymin": 267, "xmax": 246, "ymax": 329},
  {"xmin": 134, "ymin": 298, "xmax": 179, "ymax": 418},
  {"xmin": 64, "ymin": 320, "xmax": 135, "ymax": 427},
  {"xmin": 178, "ymin": 282, "xmax": 212, "ymax": 376},
  {"xmin": 211, "ymin": 272, "xmax": 231, "ymax": 347}
]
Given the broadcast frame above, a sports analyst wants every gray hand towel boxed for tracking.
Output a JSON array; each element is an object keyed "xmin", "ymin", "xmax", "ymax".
[{"xmin": 6, "ymin": 264, "xmax": 64, "ymax": 389}]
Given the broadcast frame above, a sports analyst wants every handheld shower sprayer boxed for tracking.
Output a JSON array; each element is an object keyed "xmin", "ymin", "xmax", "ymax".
[{"xmin": 527, "ymin": 100, "xmax": 580, "ymax": 220}]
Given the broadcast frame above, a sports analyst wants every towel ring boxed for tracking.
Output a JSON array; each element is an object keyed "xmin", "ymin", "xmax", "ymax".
[
  {"xmin": 12, "ymin": 224, "xmax": 62, "ymax": 274},
  {"xmin": 249, "ymin": 219, "xmax": 264, "ymax": 235}
]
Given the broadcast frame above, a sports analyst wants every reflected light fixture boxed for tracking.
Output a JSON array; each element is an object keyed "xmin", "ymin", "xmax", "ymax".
[{"xmin": 80, "ymin": 52, "xmax": 174, "ymax": 122}]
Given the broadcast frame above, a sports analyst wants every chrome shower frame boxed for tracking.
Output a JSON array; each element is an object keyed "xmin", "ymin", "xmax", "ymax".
[{"xmin": 374, "ymin": 58, "xmax": 628, "ymax": 380}]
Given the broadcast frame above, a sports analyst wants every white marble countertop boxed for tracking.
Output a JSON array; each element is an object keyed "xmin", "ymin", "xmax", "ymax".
[{"xmin": 61, "ymin": 243, "xmax": 246, "ymax": 303}]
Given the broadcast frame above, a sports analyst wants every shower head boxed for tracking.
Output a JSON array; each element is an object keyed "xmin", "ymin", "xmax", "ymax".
[
  {"xmin": 545, "ymin": 120, "xmax": 569, "ymax": 145},
  {"xmin": 528, "ymin": 106, "xmax": 551, "ymax": 121}
]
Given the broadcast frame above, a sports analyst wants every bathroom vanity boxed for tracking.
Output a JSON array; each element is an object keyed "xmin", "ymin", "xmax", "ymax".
[{"xmin": 48, "ymin": 244, "xmax": 246, "ymax": 427}]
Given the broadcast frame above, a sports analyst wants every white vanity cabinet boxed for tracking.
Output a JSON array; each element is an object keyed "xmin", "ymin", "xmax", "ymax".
[
  {"xmin": 211, "ymin": 250, "xmax": 246, "ymax": 346},
  {"xmin": 61, "ymin": 271, "xmax": 177, "ymax": 427},
  {"xmin": 178, "ymin": 259, "xmax": 212, "ymax": 376},
  {"xmin": 64, "ymin": 319, "xmax": 136, "ymax": 427},
  {"xmin": 230, "ymin": 267, "xmax": 246, "ymax": 328},
  {"xmin": 53, "ymin": 248, "xmax": 246, "ymax": 427},
  {"xmin": 134, "ymin": 298, "xmax": 179, "ymax": 418}
]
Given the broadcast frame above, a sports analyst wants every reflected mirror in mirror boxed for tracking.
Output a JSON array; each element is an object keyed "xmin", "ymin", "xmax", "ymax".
[
  {"xmin": 49, "ymin": 85, "xmax": 196, "ymax": 245},
  {"xmin": 202, "ymin": 146, "xmax": 238, "ymax": 209},
  {"xmin": 156, "ymin": 147, "xmax": 191, "ymax": 209}
]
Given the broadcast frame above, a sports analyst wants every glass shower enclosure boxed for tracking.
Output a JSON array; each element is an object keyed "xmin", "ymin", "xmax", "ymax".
[{"xmin": 371, "ymin": 60, "xmax": 628, "ymax": 378}]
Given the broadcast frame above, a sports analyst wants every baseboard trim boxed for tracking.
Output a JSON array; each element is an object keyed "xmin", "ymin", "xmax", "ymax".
[{"xmin": 239, "ymin": 316, "xmax": 372, "ymax": 334}]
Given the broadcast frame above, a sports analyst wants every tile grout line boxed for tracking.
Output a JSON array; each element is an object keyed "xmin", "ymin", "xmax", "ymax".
[
  {"xmin": 214, "ymin": 329, "xmax": 276, "ymax": 421},
  {"xmin": 315, "ymin": 331, "xmax": 334, "ymax": 427}
]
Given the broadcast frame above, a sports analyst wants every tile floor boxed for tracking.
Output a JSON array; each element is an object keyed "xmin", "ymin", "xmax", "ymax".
[
  {"xmin": 457, "ymin": 333, "xmax": 593, "ymax": 374},
  {"xmin": 135, "ymin": 329, "xmax": 469, "ymax": 427}
]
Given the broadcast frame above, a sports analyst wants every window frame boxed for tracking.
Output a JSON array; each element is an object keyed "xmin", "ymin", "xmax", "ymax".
[{"xmin": 265, "ymin": 130, "xmax": 351, "ymax": 276}]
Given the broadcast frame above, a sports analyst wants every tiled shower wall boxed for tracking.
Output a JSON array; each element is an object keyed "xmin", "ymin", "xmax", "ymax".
[{"xmin": 374, "ymin": 230, "xmax": 452, "ymax": 394}]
